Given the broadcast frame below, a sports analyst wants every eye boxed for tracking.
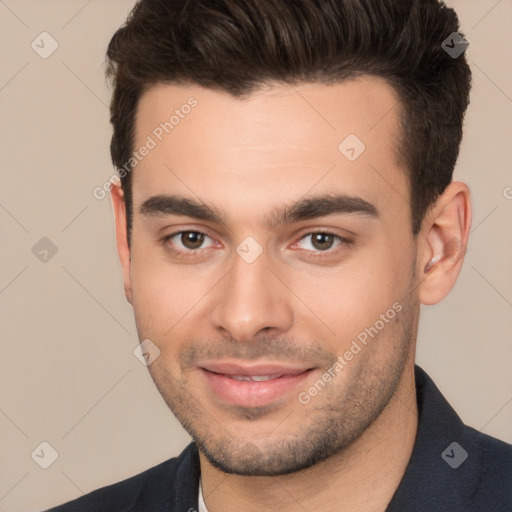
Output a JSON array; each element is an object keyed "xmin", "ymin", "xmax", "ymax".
[
  {"xmin": 295, "ymin": 232, "xmax": 350, "ymax": 252},
  {"xmin": 163, "ymin": 230, "xmax": 217, "ymax": 253}
]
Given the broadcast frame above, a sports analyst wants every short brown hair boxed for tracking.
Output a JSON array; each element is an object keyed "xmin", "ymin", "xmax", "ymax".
[{"xmin": 105, "ymin": 0, "xmax": 471, "ymax": 243}]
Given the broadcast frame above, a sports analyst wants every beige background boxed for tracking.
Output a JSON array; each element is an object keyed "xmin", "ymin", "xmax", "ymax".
[{"xmin": 0, "ymin": 1, "xmax": 511, "ymax": 511}]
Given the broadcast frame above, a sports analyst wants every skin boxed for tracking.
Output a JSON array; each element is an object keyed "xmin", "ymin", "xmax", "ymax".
[{"xmin": 110, "ymin": 76, "xmax": 471, "ymax": 512}]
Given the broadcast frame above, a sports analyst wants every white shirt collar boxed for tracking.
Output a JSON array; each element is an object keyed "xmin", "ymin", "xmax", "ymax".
[{"xmin": 198, "ymin": 477, "xmax": 209, "ymax": 512}]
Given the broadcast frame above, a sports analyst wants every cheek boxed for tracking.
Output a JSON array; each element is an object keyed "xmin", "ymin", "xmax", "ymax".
[
  {"xmin": 128, "ymin": 247, "xmax": 216, "ymax": 339},
  {"xmin": 129, "ymin": 248, "xmax": 180, "ymax": 335},
  {"xmin": 287, "ymin": 239, "xmax": 412, "ymax": 345}
]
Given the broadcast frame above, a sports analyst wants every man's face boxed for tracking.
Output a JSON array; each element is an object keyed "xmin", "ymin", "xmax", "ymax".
[{"xmin": 122, "ymin": 77, "xmax": 420, "ymax": 475}]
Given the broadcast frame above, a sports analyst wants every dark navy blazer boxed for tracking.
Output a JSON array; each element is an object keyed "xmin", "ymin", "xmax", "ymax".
[{"xmin": 46, "ymin": 366, "xmax": 512, "ymax": 511}]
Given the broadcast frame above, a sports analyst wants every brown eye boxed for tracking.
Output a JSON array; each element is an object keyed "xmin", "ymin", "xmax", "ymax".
[
  {"xmin": 180, "ymin": 231, "xmax": 206, "ymax": 249},
  {"xmin": 161, "ymin": 230, "xmax": 217, "ymax": 257},
  {"xmin": 310, "ymin": 233, "xmax": 336, "ymax": 251},
  {"xmin": 294, "ymin": 232, "xmax": 351, "ymax": 255}
]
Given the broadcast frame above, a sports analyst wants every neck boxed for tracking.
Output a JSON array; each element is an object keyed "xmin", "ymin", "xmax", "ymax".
[{"xmin": 199, "ymin": 363, "xmax": 418, "ymax": 512}]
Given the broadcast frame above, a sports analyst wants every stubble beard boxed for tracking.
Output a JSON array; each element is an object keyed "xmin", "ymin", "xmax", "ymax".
[{"xmin": 146, "ymin": 295, "xmax": 417, "ymax": 477}]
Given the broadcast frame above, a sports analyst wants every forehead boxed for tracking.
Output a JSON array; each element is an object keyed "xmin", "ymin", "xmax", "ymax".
[{"xmin": 131, "ymin": 77, "xmax": 407, "ymax": 224}]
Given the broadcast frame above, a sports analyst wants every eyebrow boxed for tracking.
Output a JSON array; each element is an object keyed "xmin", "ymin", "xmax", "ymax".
[{"xmin": 139, "ymin": 193, "xmax": 379, "ymax": 229}]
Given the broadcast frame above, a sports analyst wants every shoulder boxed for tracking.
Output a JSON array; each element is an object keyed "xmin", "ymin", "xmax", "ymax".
[
  {"xmin": 45, "ymin": 442, "xmax": 200, "ymax": 512},
  {"xmin": 464, "ymin": 426, "xmax": 512, "ymax": 507},
  {"xmin": 388, "ymin": 366, "xmax": 512, "ymax": 511},
  {"xmin": 417, "ymin": 366, "xmax": 512, "ymax": 506}
]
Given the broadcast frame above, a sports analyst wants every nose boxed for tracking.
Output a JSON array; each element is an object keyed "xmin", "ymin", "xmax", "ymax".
[{"xmin": 209, "ymin": 248, "xmax": 294, "ymax": 343}]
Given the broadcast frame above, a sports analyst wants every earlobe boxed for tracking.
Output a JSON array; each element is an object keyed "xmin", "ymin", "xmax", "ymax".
[
  {"xmin": 110, "ymin": 183, "xmax": 133, "ymax": 305},
  {"xmin": 417, "ymin": 182, "xmax": 472, "ymax": 305}
]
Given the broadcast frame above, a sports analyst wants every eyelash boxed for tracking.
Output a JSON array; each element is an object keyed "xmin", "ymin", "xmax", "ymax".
[{"xmin": 160, "ymin": 230, "xmax": 353, "ymax": 259}]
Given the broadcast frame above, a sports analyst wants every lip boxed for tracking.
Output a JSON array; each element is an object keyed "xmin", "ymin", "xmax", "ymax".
[
  {"xmin": 199, "ymin": 361, "xmax": 314, "ymax": 408},
  {"xmin": 200, "ymin": 361, "xmax": 311, "ymax": 377}
]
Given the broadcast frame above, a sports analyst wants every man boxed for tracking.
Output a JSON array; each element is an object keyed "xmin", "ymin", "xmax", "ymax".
[{"xmin": 48, "ymin": 0, "xmax": 512, "ymax": 510}]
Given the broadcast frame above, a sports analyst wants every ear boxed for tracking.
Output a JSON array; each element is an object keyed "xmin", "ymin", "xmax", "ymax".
[
  {"xmin": 110, "ymin": 183, "xmax": 133, "ymax": 304},
  {"xmin": 417, "ymin": 181, "xmax": 472, "ymax": 305}
]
